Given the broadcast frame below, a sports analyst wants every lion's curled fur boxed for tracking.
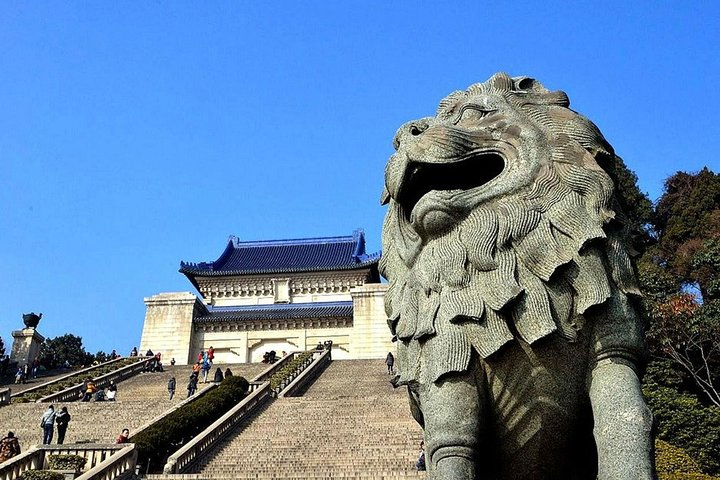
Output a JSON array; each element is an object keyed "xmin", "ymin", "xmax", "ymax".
[{"xmin": 380, "ymin": 73, "xmax": 645, "ymax": 385}]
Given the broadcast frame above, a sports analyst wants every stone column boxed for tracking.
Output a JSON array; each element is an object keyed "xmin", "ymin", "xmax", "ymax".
[
  {"xmin": 11, "ymin": 328, "xmax": 45, "ymax": 367},
  {"xmin": 140, "ymin": 292, "xmax": 207, "ymax": 365},
  {"xmin": 350, "ymin": 283, "xmax": 393, "ymax": 359}
]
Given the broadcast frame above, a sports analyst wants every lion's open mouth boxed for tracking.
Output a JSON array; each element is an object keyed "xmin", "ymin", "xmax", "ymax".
[{"xmin": 398, "ymin": 152, "xmax": 505, "ymax": 216}]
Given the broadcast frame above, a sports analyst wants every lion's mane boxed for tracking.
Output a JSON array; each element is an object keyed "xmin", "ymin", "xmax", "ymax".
[{"xmin": 380, "ymin": 73, "xmax": 643, "ymax": 385}]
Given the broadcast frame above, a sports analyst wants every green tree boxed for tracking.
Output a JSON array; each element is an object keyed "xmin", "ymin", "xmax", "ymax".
[
  {"xmin": 641, "ymin": 167, "xmax": 720, "ymax": 404},
  {"xmin": 653, "ymin": 167, "xmax": 720, "ymax": 299},
  {"xmin": 38, "ymin": 334, "xmax": 94, "ymax": 369},
  {"xmin": 0, "ymin": 336, "xmax": 5, "ymax": 357},
  {"xmin": 644, "ymin": 360, "xmax": 720, "ymax": 474},
  {"xmin": 606, "ymin": 155, "xmax": 655, "ymax": 253},
  {"xmin": 94, "ymin": 351, "xmax": 109, "ymax": 363}
]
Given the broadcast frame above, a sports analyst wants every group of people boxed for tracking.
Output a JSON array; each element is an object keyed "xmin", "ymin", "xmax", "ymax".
[
  {"xmin": 262, "ymin": 350, "xmax": 278, "ymax": 363},
  {"xmin": 37, "ymin": 405, "xmax": 129, "ymax": 446},
  {"xmin": 315, "ymin": 340, "xmax": 333, "ymax": 352},
  {"xmin": 14, "ymin": 358, "xmax": 40, "ymax": 384},
  {"xmin": 181, "ymin": 347, "xmax": 234, "ymax": 398},
  {"xmin": 192, "ymin": 347, "xmax": 215, "ymax": 383},
  {"xmin": 143, "ymin": 351, "xmax": 165, "ymax": 373},
  {"xmin": 39, "ymin": 405, "xmax": 71, "ymax": 445},
  {"xmin": 80, "ymin": 379, "xmax": 117, "ymax": 402}
]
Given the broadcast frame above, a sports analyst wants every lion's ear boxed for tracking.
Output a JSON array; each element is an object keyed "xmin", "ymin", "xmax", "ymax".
[{"xmin": 381, "ymin": 186, "xmax": 391, "ymax": 205}]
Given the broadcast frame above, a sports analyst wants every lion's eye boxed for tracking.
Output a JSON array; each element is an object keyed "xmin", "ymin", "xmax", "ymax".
[{"xmin": 454, "ymin": 105, "xmax": 496, "ymax": 124}]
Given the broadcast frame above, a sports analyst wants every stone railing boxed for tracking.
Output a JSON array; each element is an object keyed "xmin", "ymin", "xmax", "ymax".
[
  {"xmin": 160, "ymin": 350, "xmax": 331, "ymax": 474},
  {"xmin": 128, "ymin": 365, "xmax": 268, "ymax": 444},
  {"xmin": 76, "ymin": 444, "xmax": 137, "ymax": 480},
  {"xmin": 39, "ymin": 358, "xmax": 147, "ymax": 403},
  {"xmin": 269, "ymin": 350, "xmax": 322, "ymax": 396},
  {"xmin": 0, "ymin": 448, "xmax": 43, "ymax": 480},
  {"xmin": 0, "ymin": 444, "xmax": 135, "ymax": 480},
  {"xmin": 162, "ymin": 382, "xmax": 272, "ymax": 474},
  {"xmin": 0, "ymin": 388, "xmax": 10, "ymax": 406},
  {"xmin": 250, "ymin": 352, "xmax": 303, "ymax": 383},
  {"xmin": 278, "ymin": 348, "xmax": 331, "ymax": 397},
  {"xmin": 10, "ymin": 357, "xmax": 131, "ymax": 399}
]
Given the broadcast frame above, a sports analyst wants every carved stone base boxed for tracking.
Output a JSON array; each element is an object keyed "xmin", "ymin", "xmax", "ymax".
[{"xmin": 10, "ymin": 328, "xmax": 45, "ymax": 367}]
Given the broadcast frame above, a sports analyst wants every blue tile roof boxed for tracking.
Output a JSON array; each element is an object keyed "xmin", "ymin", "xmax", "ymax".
[
  {"xmin": 195, "ymin": 301, "xmax": 353, "ymax": 323},
  {"xmin": 180, "ymin": 229, "xmax": 380, "ymax": 277}
]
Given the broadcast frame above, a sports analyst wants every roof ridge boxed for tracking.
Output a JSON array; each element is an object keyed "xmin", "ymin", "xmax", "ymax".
[
  {"xmin": 179, "ymin": 229, "xmax": 381, "ymax": 284},
  {"xmin": 232, "ymin": 234, "xmax": 357, "ymax": 248}
]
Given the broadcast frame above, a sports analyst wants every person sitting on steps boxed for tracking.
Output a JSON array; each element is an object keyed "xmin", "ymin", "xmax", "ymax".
[
  {"xmin": 116, "ymin": 428, "xmax": 130, "ymax": 444},
  {"xmin": 81, "ymin": 381, "xmax": 96, "ymax": 402},
  {"xmin": 0, "ymin": 432, "xmax": 21, "ymax": 463},
  {"xmin": 107, "ymin": 381, "xmax": 117, "ymax": 401},
  {"xmin": 94, "ymin": 388, "xmax": 106, "ymax": 402}
]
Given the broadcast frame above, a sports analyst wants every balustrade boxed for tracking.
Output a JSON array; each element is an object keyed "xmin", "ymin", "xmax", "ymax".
[
  {"xmin": 39, "ymin": 359, "xmax": 147, "ymax": 403},
  {"xmin": 163, "ymin": 382, "xmax": 272, "ymax": 473},
  {"xmin": 10, "ymin": 357, "xmax": 133, "ymax": 400},
  {"xmin": 278, "ymin": 349, "xmax": 331, "ymax": 397},
  {"xmin": 161, "ymin": 349, "xmax": 332, "ymax": 474},
  {"xmin": 0, "ymin": 444, "xmax": 135, "ymax": 480}
]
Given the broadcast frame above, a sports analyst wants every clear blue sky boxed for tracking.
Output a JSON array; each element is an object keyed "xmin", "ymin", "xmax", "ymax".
[{"xmin": 1, "ymin": 2, "xmax": 718, "ymax": 354}]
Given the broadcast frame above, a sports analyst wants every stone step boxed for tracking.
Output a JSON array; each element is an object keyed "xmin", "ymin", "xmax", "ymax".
[
  {"xmin": 0, "ymin": 363, "xmax": 267, "ymax": 452},
  {"xmin": 191, "ymin": 359, "xmax": 424, "ymax": 479},
  {"xmin": 148, "ymin": 474, "xmax": 425, "ymax": 480}
]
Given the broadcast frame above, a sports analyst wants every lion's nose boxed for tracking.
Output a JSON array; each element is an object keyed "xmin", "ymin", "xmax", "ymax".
[{"xmin": 393, "ymin": 118, "xmax": 431, "ymax": 150}]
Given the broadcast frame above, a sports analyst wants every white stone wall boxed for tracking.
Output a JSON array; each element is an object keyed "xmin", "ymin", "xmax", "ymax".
[
  {"xmin": 140, "ymin": 281, "xmax": 391, "ymax": 365},
  {"xmin": 193, "ymin": 326, "xmax": 353, "ymax": 363},
  {"xmin": 140, "ymin": 292, "xmax": 204, "ymax": 365},
  {"xmin": 349, "ymin": 284, "xmax": 393, "ymax": 359}
]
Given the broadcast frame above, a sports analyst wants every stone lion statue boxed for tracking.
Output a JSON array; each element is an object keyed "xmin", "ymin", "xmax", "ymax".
[{"xmin": 380, "ymin": 73, "xmax": 654, "ymax": 479}]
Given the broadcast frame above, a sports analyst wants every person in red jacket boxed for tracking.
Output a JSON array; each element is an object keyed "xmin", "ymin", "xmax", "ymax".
[
  {"xmin": 116, "ymin": 428, "xmax": 129, "ymax": 444},
  {"xmin": 0, "ymin": 432, "xmax": 21, "ymax": 463}
]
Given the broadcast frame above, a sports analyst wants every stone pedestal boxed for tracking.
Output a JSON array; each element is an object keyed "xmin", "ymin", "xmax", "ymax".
[
  {"xmin": 11, "ymin": 328, "xmax": 45, "ymax": 367},
  {"xmin": 140, "ymin": 292, "xmax": 205, "ymax": 365},
  {"xmin": 350, "ymin": 284, "xmax": 393, "ymax": 359}
]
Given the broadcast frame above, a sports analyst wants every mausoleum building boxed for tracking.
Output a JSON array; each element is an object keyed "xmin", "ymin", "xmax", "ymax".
[{"xmin": 140, "ymin": 230, "xmax": 391, "ymax": 365}]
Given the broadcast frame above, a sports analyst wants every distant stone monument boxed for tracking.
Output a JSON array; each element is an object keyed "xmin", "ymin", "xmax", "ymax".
[
  {"xmin": 380, "ymin": 73, "xmax": 654, "ymax": 479},
  {"xmin": 11, "ymin": 312, "xmax": 44, "ymax": 367}
]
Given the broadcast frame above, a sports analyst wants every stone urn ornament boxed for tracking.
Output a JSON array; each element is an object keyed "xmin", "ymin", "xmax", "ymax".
[{"xmin": 22, "ymin": 312, "xmax": 42, "ymax": 329}]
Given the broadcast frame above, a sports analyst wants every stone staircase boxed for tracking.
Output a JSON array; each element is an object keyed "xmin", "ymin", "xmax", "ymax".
[
  {"xmin": 154, "ymin": 359, "xmax": 425, "ymax": 479},
  {"xmin": 0, "ymin": 363, "xmax": 266, "ymax": 452}
]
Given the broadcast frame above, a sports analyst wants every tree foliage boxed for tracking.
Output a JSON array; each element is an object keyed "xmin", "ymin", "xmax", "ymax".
[
  {"xmin": 639, "ymin": 167, "xmax": 720, "ymax": 405},
  {"xmin": 606, "ymin": 155, "xmax": 655, "ymax": 253},
  {"xmin": 644, "ymin": 360, "xmax": 720, "ymax": 475},
  {"xmin": 646, "ymin": 293, "xmax": 720, "ymax": 406},
  {"xmin": 38, "ymin": 334, "xmax": 94, "ymax": 369},
  {"xmin": 0, "ymin": 336, "xmax": 5, "ymax": 357},
  {"xmin": 653, "ymin": 168, "xmax": 720, "ymax": 299}
]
